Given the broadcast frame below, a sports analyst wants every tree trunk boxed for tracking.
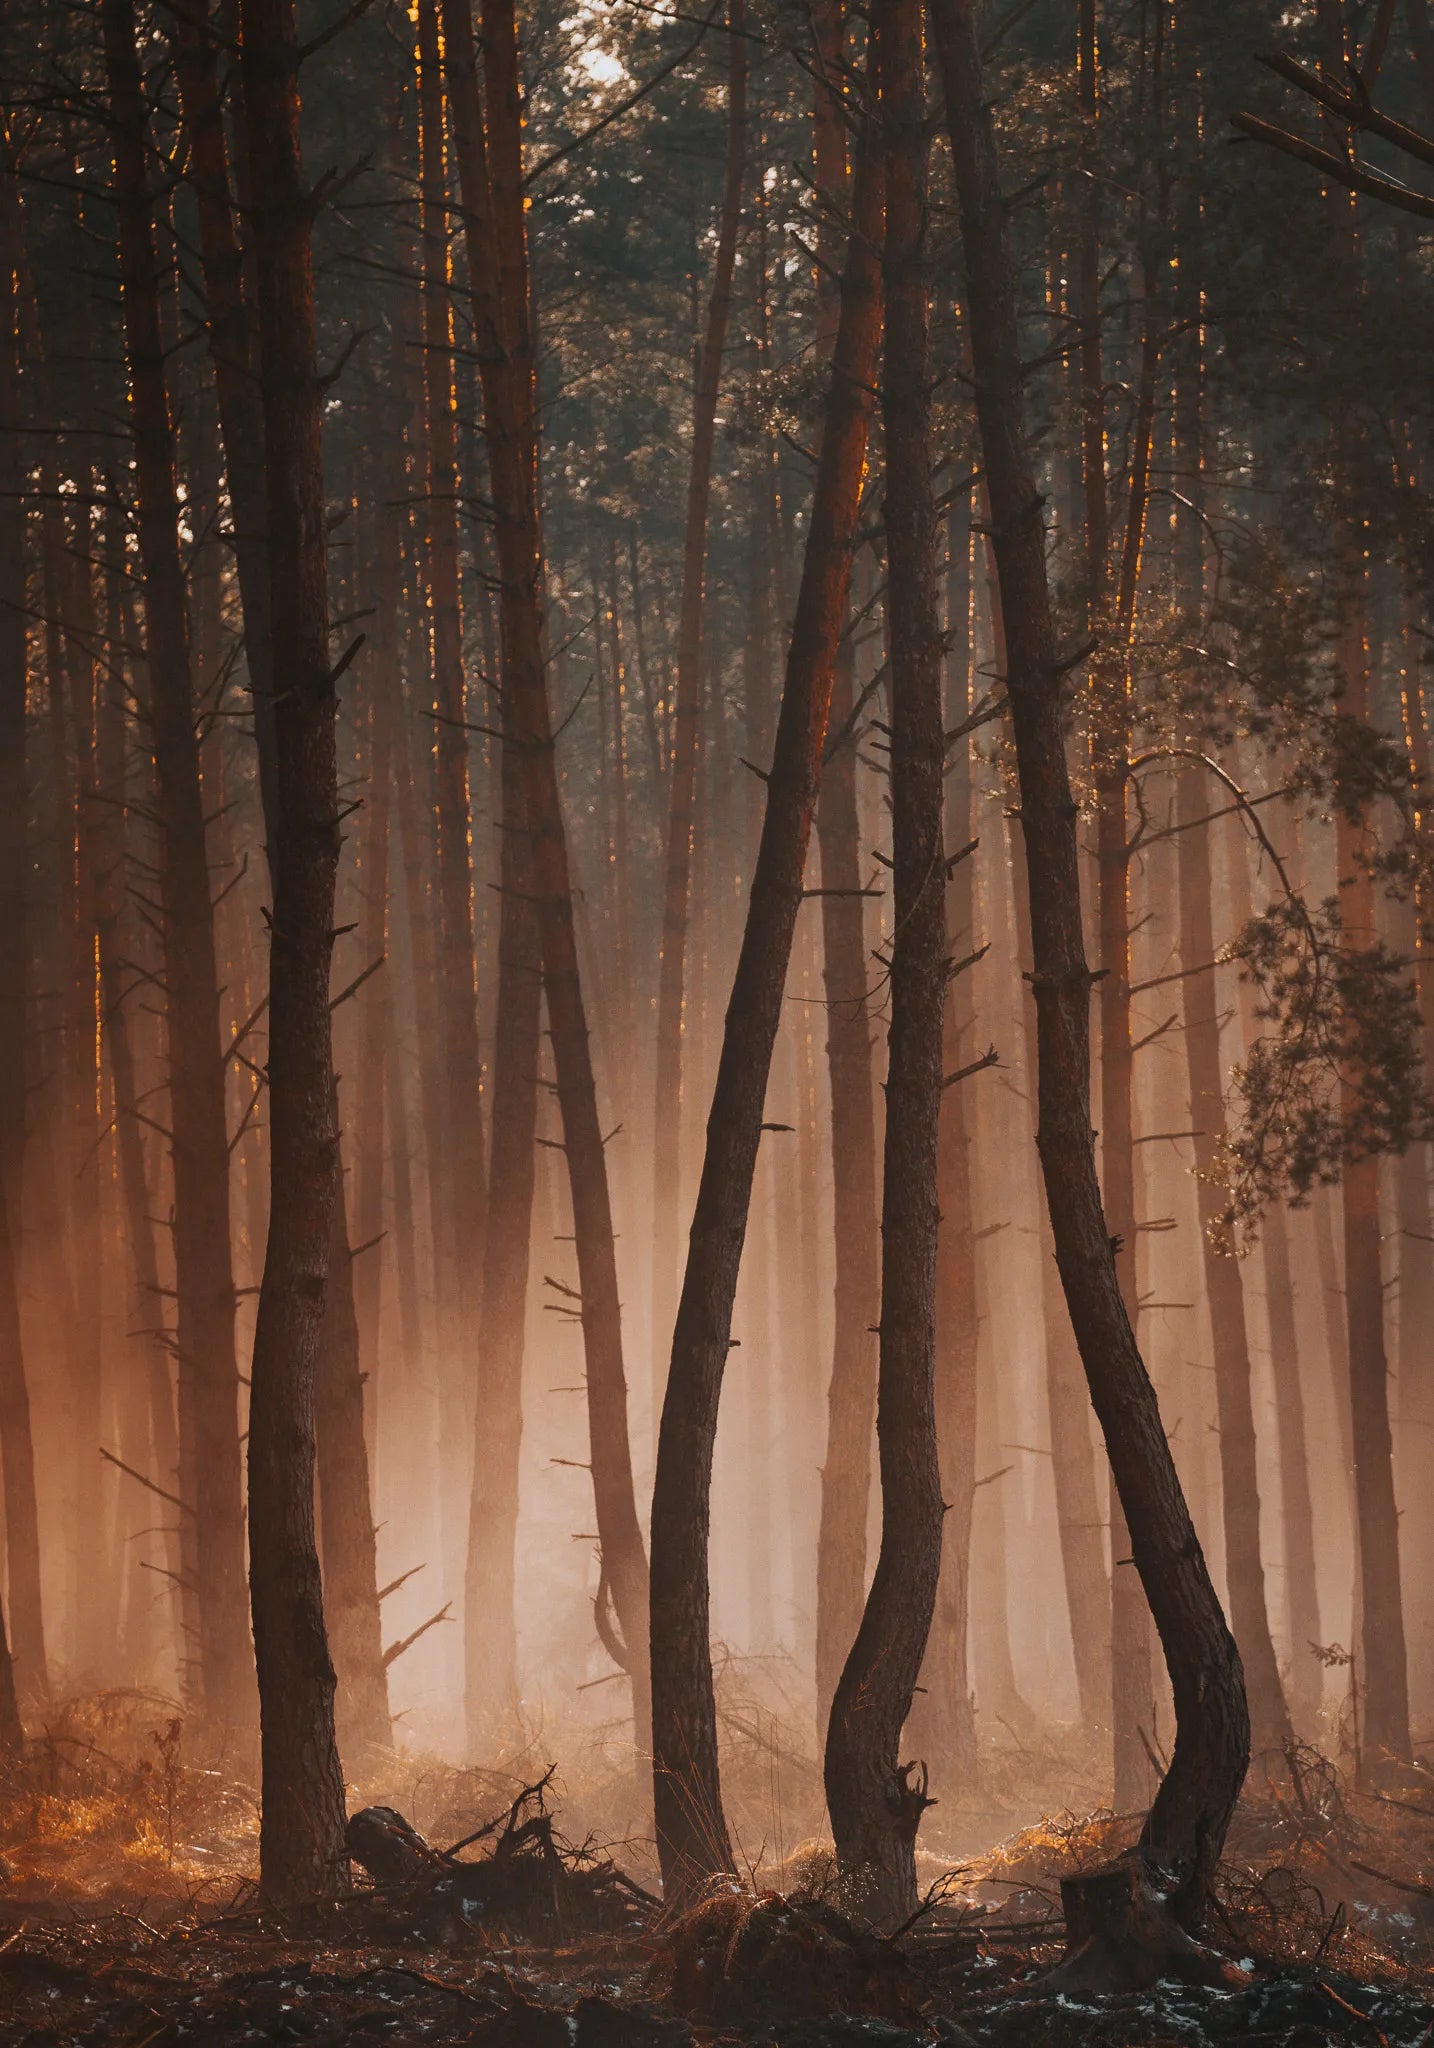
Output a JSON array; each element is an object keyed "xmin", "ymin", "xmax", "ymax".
[
  {"xmin": 811, "ymin": 6, "xmax": 883, "ymax": 1749},
  {"xmin": 442, "ymin": 0, "xmax": 652, "ymax": 1742},
  {"xmin": 1223, "ymin": 785, "xmax": 1327, "ymax": 1728},
  {"xmin": 911, "ymin": 491, "xmax": 978, "ymax": 1788},
  {"xmin": 1333, "ymin": 574, "xmax": 1413, "ymax": 1776},
  {"xmin": 315, "ymin": 1178, "xmax": 391, "ymax": 1755},
  {"xmin": 649, "ymin": 78, "xmax": 883, "ymax": 1904},
  {"xmin": 933, "ymin": 0, "xmax": 1248, "ymax": 1917},
  {"xmin": 1003, "ymin": 804, "xmax": 1112, "ymax": 1733},
  {"xmin": 0, "ymin": 1544, "xmax": 22, "ymax": 1753},
  {"xmin": 240, "ymin": 0, "xmax": 350, "ymax": 1902},
  {"xmin": 649, "ymin": 0, "xmax": 747, "ymax": 1399},
  {"xmin": 0, "ymin": 151, "xmax": 45, "ymax": 1699},
  {"xmin": 1395, "ymin": 571, "xmax": 1434, "ymax": 1719},
  {"xmin": 96, "ymin": 616, "xmax": 187, "ymax": 1684},
  {"xmin": 1175, "ymin": 767, "xmax": 1292, "ymax": 1757},
  {"xmin": 167, "ymin": 0, "xmax": 278, "ymax": 837},
  {"xmin": 56, "ymin": 483, "xmax": 110, "ymax": 1671},
  {"xmin": 465, "ymin": 698, "xmax": 541, "ymax": 1741},
  {"xmin": 1092, "ymin": 239, "xmax": 1164, "ymax": 1814},
  {"xmin": 417, "ymin": 0, "xmax": 488, "ymax": 1332},
  {"xmin": 825, "ymin": 0, "xmax": 945, "ymax": 1928},
  {"xmin": 106, "ymin": 0, "xmax": 253, "ymax": 1729}
]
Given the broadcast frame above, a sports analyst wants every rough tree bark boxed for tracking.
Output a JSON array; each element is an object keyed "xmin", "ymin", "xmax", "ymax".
[
  {"xmin": 171, "ymin": 0, "xmax": 388, "ymax": 1761},
  {"xmin": 824, "ymin": 0, "xmax": 946, "ymax": 1929},
  {"xmin": 240, "ymin": 0, "xmax": 350, "ymax": 1902},
  {"xmin": 442, "ymin": 0, "xmax": 652, "ymax": 1740},
  {"xmin": 650, "ymin": 0, "xmax": 747, "ymax": 1396},
  {"xmin": 649, "ymin": 68, "xmax": 883, "ymax": 1904},
  {"xmin": 105, "ymin": 0, "xmax": 253, "ymax": 1729},
  {"xmin": 933, "ymin": 0, "xmax": 1249, "ymax": 1920}
]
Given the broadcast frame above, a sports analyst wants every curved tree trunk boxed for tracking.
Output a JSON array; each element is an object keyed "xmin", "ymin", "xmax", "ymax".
[
  {"xmin": 649, "ymin": 1, "xmax": 747, "ymax": 1399},
  {"xmin": 648, "ymin": 81, "xmax": 882, "ymax": 1902},
  {"xmin": 825, "ymin": 0, "xmax": 945, "ymax": 1929},
  {"xmin": 933, "ymin": 0, "xmax": 1248, "ymax": 1918},
  {"xmin": 240, "ymin": 0, "xmax": 350, "ymax": 1903}
]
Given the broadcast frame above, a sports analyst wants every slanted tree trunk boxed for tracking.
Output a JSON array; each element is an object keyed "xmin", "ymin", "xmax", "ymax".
[
  {"xmin": 1006, "ymin": 807, "xmax": 1112, "ymax": 1732},
  {"xmin": 105, "ymin": 0, "xmax": 253, "ymax": 1729},
  {"xmin": 824, "ymin": 0, "xmax": 945, "ymax": 1928},
  {"xmin": 1073, "ymin": 0, "xmax": 1150, "ymax": 1776},
  {"xmin": 650, "ymin": 0, "xmax": 747, "ymax": 1394},
  {"xmin": 649, "ymin": 72, "xmax": 883, "ymax": 1903},
  {"xmin": 933, "ymin": 0, "xmax": 1248, "ymax": 1920},
  {"xmin": 442, "ymin": 0, "xmax": 652, "ymax": 1742},
  {"xmin": 0, "ymin": 149, "xmax": 45, "ymax": 1700},
  {"xmin": 240, "ymin": 0, "xmax": 350, "ymax": 1902},
  {"xmin": 1090, "ymin": 203, "xmax": 1161, "ymax": 1819},
  {"xmin": 1163, "ymin": 61, "xmax": 1296, "ymax": 1758}
]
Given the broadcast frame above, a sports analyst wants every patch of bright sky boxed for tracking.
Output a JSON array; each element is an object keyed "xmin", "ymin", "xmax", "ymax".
[{"xmin": 567, "ymin": 0, "xmax": 631, "ymax": 89}]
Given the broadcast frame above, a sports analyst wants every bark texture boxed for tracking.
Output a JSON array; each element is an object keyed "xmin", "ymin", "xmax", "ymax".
[{"xmin": 240, "ymin": 0, "xmax": 350, "ymax": 1901}]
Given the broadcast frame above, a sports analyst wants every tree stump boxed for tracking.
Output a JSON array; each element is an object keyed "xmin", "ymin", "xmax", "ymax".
[{"xmin": 1037, "ymin": 1851, "xmax": 1248, "ymax": 1995}]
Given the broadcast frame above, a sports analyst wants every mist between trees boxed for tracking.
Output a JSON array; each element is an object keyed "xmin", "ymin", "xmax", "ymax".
[{"xmin": 0, "ymin": 0, "xmax": 1431, "ymax": 1934}]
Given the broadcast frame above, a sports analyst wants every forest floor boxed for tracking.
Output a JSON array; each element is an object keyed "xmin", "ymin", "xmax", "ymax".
[{"xmin": 2, "ymin": 1693, "xmax": 1434, "ymax": 2044}]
